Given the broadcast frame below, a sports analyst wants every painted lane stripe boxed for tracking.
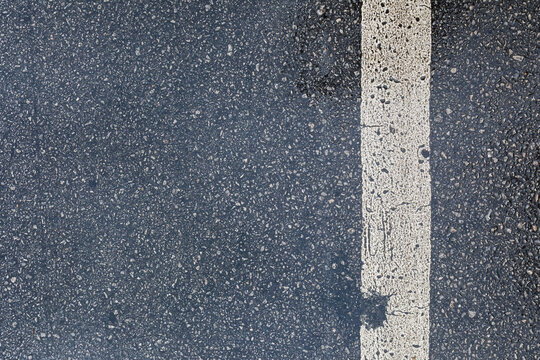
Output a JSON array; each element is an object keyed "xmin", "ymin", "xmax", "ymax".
[{"xmin": 360, "ymin": 0, "xmax": 432, "ymax": 359}]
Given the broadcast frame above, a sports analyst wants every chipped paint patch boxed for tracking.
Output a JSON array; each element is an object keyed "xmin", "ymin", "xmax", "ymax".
[{"xmin": 360, "ymin": 0, "xmax": 432, "ymax": 358}]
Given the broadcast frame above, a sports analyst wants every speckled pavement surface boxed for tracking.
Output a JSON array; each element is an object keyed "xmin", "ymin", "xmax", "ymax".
[
  {"xmin": 0, "ymin": 0, "xmax": 538, "ymax": 359},
  {"xmin": 430, "ymin": 0, "xmax": 538, "ymax": 358}
]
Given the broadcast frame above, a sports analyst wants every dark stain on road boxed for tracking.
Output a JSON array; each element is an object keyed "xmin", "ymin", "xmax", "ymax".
[{"xmin": 284, "ymin": 0, "xmax": 362, "ymax": 99}]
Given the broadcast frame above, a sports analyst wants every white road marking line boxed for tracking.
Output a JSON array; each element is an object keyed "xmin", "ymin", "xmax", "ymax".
[{"xmin": 360, "ymin": 0, "xmax": 431, "ymax": 359}]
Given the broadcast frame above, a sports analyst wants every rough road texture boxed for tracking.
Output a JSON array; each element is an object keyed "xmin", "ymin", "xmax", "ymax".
[
  {"xmin": 0, "ymin": 1, "xmax": 379, "ymax": 359},
  {"xmin": 430, "ymin": 0, "xmax": 539, "ymax": 358}
]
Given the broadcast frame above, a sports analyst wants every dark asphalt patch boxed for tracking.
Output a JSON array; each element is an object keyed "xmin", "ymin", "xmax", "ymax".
[
  {"xmin": 430, "ymin": 0, "xmax": 539, "ymax": 358},
  {"xmin": 0, "ymin": 1, "xmax": 372, "ymax": 359}
]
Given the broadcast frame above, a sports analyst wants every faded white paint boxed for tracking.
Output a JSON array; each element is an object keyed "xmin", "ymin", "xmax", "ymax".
[{"xmin": 360, "ymin": 0, "xmax": 431, "ymax": 359}]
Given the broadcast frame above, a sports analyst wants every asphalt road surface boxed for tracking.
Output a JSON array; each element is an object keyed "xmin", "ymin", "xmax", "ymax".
[{"xmin": 1, "ymin": 0, "xmax": 538, "ymax": 359}]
